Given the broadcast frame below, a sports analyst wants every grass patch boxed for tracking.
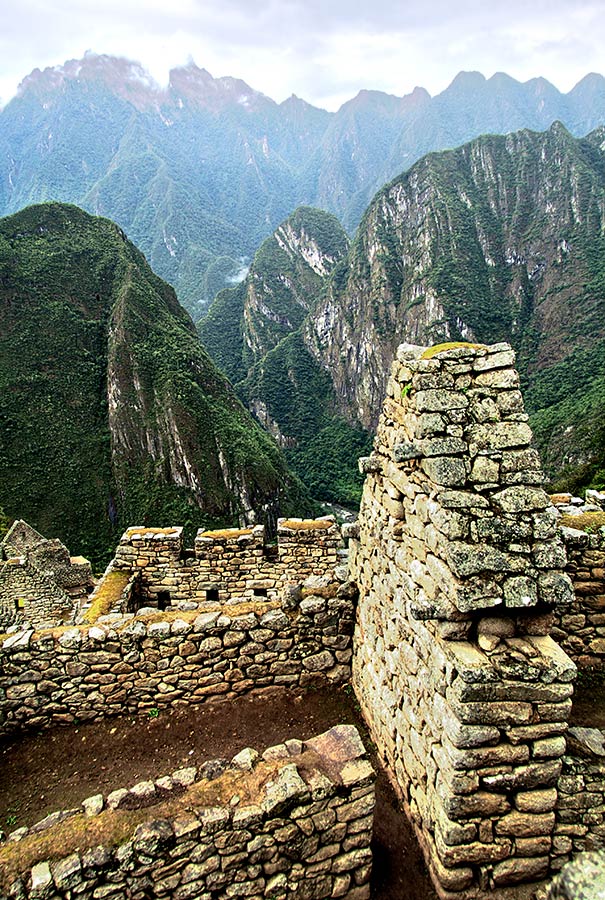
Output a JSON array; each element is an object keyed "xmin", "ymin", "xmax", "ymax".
[
  {"xmin": 81, "ymin": 570, "xmax": 131, "ymax": 624},
  {"xmin": 199, "ymin": 528, "xmax": 254, "ymax": 540},
  {"xmin": 559, "ymin": 512, "xmax": 605, "ymax": 532},
  {"xmin": 420, "ymin": 341, "xmax": 485, "ymax": 359},
  {"xmin": 280, "ymin": 519, "xmax": 333, "ymax": 531},
  {"xmin": 125, "ymin": 528, "xmax": 181, "ymax": 537}
]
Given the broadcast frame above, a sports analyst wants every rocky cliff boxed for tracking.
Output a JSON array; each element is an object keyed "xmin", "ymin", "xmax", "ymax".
[
  {"xmin": 200, "ymin": 207, "xmax": 370, "ymax": 505},
  {"xmin": 0, "ymin": 203, "xmax": 307, "ymax": 564},
  {"xmin": 305, "ymin": 122, "xmax": 605, "ymax": 489}
]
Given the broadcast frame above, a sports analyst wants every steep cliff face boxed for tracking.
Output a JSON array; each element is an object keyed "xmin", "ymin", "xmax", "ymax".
[
  {"xmin": 306, "ymin": 122, "xmax": 605, "ymax": 486},
  {"xmin": 200, "ymin": 207, "xmax": 370, "ymax": 504},
  {"xmin": 0, "ymin": 203, "xmax": 307, "ymax": 564},
  {"xmin": 199, "ymin": 206, "xmax": 348, "ymax": 384}
]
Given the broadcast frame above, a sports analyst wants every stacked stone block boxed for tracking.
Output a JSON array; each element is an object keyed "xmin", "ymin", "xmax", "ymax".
[
  {"xmin": 350, "ymin": 342, "xmax": 577, "ymax": 898},
  {"xmin": 0, "ymin": 573, "xmax": 356, "ymax": 736},
  {"xmin": 195, "ymin": 525, "xmax": 267, "ymax": 598},
  {"xmin": 554, "ymin": 529, "xmax": 605, "ymax": 667},
  {"xmin": 277, "ymin": 519, "xmax": 342, "ymax": 577},
  {"xmin": 0, "ymin": 521, "xmax": 92, "ymax": 631},
  {"xmin": 0, "ymin": 725, "xmax": 375, "ymax": 900},
  {"xmin": 557, "ymin": 750, "xmax": 605, "ymax": 855},
  {"xmin": 112, "ymin": 519, "xmax": 342, "ymax": 608},
  {"xmin": 0, "ymin": 558, "xmax": 75, "ymax": 631}
]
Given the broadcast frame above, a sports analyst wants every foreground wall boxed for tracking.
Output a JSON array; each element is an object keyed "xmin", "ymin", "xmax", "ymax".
[
  {"xmin": 0, "ymin": 725, "xmax": 375, "ymax": 900},
  {"xmin": 350, "ymin": 342, "xmax": 576, "ymax": 898},
  {"xmin": 0, "ymin": 573, "xmax": 355, "ymax": 736}
]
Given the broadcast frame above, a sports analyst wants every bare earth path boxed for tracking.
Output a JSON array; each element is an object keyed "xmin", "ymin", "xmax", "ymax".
[{"xmin": 0, "ymin": 684, "xmax": 437, "ymax": 900}]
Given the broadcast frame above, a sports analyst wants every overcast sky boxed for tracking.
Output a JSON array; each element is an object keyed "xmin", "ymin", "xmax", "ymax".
[{"xmin": 1, "ymin": 0, "xmax": 604, "ymax": 110}]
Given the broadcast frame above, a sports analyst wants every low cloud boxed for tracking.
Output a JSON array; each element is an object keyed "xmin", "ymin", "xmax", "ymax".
[{"xmin": 1, "ymin": 0, "xmax": 603, "ymax": 109}]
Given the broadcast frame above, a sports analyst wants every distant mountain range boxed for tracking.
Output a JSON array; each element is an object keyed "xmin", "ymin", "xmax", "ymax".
[
  {"xmin": 202, "ymin": 123, "xmax": 605, "ymax": 498},
  {"xmin": 0, "ymin": 203, "xmax": 308, "ymax": 565},
  {"xmin": 2, "ymin": 53, "xmax": 605, "ymax": 314}
]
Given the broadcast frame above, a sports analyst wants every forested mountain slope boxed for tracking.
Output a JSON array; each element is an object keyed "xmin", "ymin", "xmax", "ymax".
[
  {"xmin": 304, "ymin": 122, "xmax": 605, "ymax": 489},
  {"xmin": 0, "ymin": 203, "xmax": 307, "ymax": 564}
]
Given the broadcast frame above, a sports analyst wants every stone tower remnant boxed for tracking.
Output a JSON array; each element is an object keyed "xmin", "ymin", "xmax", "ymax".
[{"xmin": 350, "ymin": 342, "xmax": 576, "ymax": 897}]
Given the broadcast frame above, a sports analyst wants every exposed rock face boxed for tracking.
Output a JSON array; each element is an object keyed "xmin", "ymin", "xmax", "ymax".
[
  {"xmin": 200, "ymin": 207, "xmax": 371, "ymax": 506},
  {"xmin": 305, "ymin": 122, "xmax": 605, "ymax": 486},
  {"xmin": 0, "ymin": 203, "xmax": 307, "ymax": 564},
  {"xmin": 199, "ymin": 206, "xmax": 349, "ymax": 385}
]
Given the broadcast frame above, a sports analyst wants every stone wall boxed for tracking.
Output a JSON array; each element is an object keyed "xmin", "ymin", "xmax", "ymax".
[
  {"xmin": 111, "ymin": 518, "xmax": 343, "ymax": 608},
  {"xmin": 554, "ymin": 529, "xmax": 605, "ymax": 668},
  {"xmin": 0, "ymin": 571, "xmax": 356, "ymax": 736},
  {"xmin": 350, "ymin": 342, "xmax": 577, "ymax": 898},
  {"xmin": 0, "ymin": 558, "xmax": 74, "ymax": 631},
  {"xmin": 0, "ymin": 725, "xmax": 375, "ymax": 900},
  {"xmin": 0, "ymin": 520, "xmax": 93, "ymax": 631},
  {"xmin": 555, "ymin": 727, "xmax": 605, "ymax": 857}
]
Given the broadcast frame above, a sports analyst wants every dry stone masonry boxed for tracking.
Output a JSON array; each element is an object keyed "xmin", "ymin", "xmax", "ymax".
[
  {"xmin": 7, "ymin": 344, "xmax": 605, "ymax": 898},
  {"xmin": 109, "ymin": 518, "xmax": 343, "ymax": 609},
  {"xmin": 0, "ymin": 520, "xmax": 93, "ymax": 631},
  {"xmin": 0, "ymin": 724, "xmax": 375, "ymax": 900},
  {"xmin": 554, "ymin": 527, "xmax": 605, "ymax": 667},
  {"xmin": 349, "ymin": 342, "xmax": 578, "ymax": 898},
  {"xmin": 0, "ymin": 570, "xmax": 355, "ymax": 735}
]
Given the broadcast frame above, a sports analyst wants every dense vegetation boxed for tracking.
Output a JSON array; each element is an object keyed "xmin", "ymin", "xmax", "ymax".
[
  {"xmin": 2, "ymin": 55, "xmax": 605, "ymax": 315},
  {"xmin": 0, "ymin": 203, "xmax": 309, "ymax": 566},
  {"xmin": 200, "ymin": 206, "xmax": 370, "ymax": 506}
]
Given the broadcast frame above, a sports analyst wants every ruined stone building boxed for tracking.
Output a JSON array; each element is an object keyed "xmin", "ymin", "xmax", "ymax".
[
  {"xmin": 0, "ymin": 520, "xmax": 93, "ymax": 631},
  {"xmin": 3, "ymin": 342, "xmax": 605, "ymax": 900}
]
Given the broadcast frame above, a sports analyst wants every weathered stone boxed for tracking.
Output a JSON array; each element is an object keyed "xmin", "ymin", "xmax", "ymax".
[
  {"xmin": 491, "ymin": 486, "xmax": 550, "ymax": 513},
  {"xmin": 503, "ymin": 576, "xmax": 538, "ymax": 608},
  {"xmin": 421, "ymin": 456, "xmax": 467, "ymax": 487}
]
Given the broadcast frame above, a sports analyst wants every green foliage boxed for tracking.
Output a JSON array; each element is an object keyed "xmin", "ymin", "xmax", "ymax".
[
  {"xmin": 0, "ymin": 202, "xmax": 310, "ymax": 567},
  {"xmin": 241, "ymin": 332, "xmax": 371, "ymax": 507},
  {"xmin": 0, "ymin": 508, "xmax": 11, "ymax": 540}
]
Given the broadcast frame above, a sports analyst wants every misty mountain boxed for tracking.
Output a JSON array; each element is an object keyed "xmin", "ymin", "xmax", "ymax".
[{"xmin": 2, "ymin": 53, "xmax": 605, "ymax": 314}]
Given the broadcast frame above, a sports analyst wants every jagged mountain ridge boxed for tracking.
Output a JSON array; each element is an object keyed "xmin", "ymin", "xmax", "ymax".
[
  {"xmin": 3, "ymin": 54, "xmax": 605, "ymax": 314},
  {"xmin": 302, "ymin": 122, "xmax": 605, "ymax": 487},
  {"xmin": 200, "ymin": 207, "xmax": 371, "ymax": 505},
  {"xmin": 0, "ymin": 203, "xmax": 308, "ymax": 565}
]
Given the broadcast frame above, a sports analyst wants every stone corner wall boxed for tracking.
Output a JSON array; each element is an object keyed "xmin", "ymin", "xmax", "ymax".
[
  {"xmin": 0, "ymin": 724, "xmax": 376, "ymax": 900},
  {"xmin": 351, "ymin": 341, "xmax": 577, "ymax": 898},
  {"xmin": 555, "ymin": 528, "xmax": 605, "ymax": 668}
]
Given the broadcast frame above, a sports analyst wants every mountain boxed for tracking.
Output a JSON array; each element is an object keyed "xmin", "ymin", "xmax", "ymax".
[
  {"xmin": 302, "ymin": 122, "xmax": 605, "ymax": 490},
  {"xmin": 0, "ymin": 203, "xmax": 308, "ymax": 565},
  {"xmin": 2, "ymin": 54, "xmax": 605, "ymax": 315},
  {"xmin": 200, "ymin": 207, "xmax": 371, "ymax": 505}
]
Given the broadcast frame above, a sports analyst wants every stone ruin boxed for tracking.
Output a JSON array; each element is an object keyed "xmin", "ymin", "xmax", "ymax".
[
  {"xmin": 0, "ymin": 519, "xmax": 93, "ymax": 631},
  {"xmin": 5, "ymin": 342, "xmax": 605, "ymax": 899}
]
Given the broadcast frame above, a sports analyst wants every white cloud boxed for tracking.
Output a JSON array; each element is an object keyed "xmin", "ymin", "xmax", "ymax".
[{"xmin": 0, "ymin": 0, "xmax": 604, "ymax": 109}]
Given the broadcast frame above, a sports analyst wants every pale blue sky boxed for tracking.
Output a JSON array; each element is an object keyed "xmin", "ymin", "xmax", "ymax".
[{"xmin": 1, "ymin": 0, "xmax": 603, "ymax": 109}]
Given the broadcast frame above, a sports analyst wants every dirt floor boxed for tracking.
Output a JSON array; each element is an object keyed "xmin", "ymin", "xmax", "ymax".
[
  {"xmin": 570, "ymin": 677, "xmax": 605, "ymax": 729},
  {"xmin": 0, "ymin": 685, "xmax": 437, "ymax": 900}
]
